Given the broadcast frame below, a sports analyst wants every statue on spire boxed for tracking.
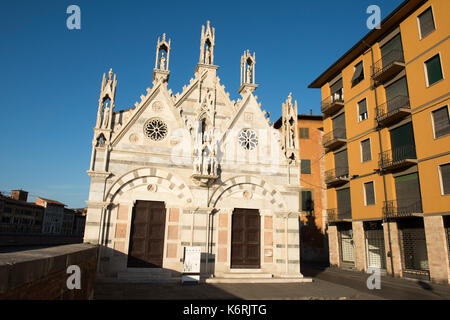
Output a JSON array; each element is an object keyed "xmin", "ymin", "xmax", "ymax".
[
  {"xmin": 95, "ymin": 68, "xmax": 117, "ymax": 130},
  {"xmin": 199, "ymin": 21, "xmax": 215, "ymax": 65},
  {"xmin": 153, "ymin": 33, "xmax": 171, "ymax": 83},
  {"xmin": 238, "ymin": 50, "xmax": 258, "ymax": 94}
]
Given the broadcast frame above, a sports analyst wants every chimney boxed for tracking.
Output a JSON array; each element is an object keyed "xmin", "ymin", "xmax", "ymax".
[{"xmin": 11, "ymin": 190, "xmax": 28, "ymax": 202}]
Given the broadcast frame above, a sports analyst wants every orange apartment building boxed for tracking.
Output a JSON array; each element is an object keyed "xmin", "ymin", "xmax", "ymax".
[
  {"xmin": 276, "ymin": 113, "xmax": 327, "ymax": 262},
  {"xmin": 309, "ymin": 0, "xmax": 450, "ymax": 283}
]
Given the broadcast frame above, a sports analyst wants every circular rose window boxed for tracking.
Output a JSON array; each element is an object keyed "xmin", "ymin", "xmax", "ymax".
[
  {"xmin": 144, "ymin": 118, "xmax": 168, "ymax": 141},
  {"xmin": 238, "ymin": 129, "xmax": 258, "ymax": 150}
]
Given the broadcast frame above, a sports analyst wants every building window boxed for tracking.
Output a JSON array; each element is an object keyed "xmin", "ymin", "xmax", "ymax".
[
  {"xmin": 432, "ymin": 106, "xmax": 450, "ymax": 139},
  {"xmin": 301, "ymin": 190, "xmax": 314, "ymax": 212},
  {"xmin": 351, "ymin": 61, "xmax": 364, "ymax": 86},
  {"xmin": 425, "ymin": 54, "xmax": 443, "ymax": 87},
  {"xmin": 439, "ymin": 163, "xmax": 450, "ymax": 195},
  {"xmin": 301, "ymin": 159, "xmax": 311, "ymax": 174},
  {"xmin": 299, "ymin": 127, "xmax": 309, "ymax": 139},
  {"xmin": 418, "ymin": 7, "xmax": 436, "ymax": 39},
  {"xmin": 364, "ymin": 181, "xmax": 376, "ymax": 206},
  {"xmin": 361, "ymin": 138, "xmax": 372, "ymax": 162},
  {"xmin": 238, "ymin": 129, "xmax": 258, "ymax": 150},
  {"xmin": 144, "ymin": 118, "xmax": 168, "ymax": 141},
  {"xmin": 358, "ymin": 98, "xmax": 368, "ymax": 122},
  {"xmin": 330, "ymin": 78, "xmax": 344, "ymax": 102}
]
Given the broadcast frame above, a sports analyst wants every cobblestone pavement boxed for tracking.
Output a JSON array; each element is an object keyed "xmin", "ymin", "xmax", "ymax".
[
  {"xmin": 94, "ymin": 279, "xmax": 382, "ymax": 300},
  {"xmin": 300, "ymin": 264, "xmax": 450, "ymax": 300}
]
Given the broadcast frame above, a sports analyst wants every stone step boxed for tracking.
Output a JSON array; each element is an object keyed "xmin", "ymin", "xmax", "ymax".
[
  {"xmin": 228, "ymin": 269, "xmax": 265, "ymax": 273},
  {"xmin": 217, "ymin": 272, "xmax": 273, "ymax": 279},
  {"xmin": 117, "ymin": 272, "xmax": 174, "ymax": 281},
  {"xmin": 205, "ymin": 277, "xmax": 313, "ymax": 284}
]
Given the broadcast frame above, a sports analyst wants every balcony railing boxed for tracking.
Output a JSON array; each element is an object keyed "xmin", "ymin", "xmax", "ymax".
[
  {"xmin": 0, "ymin": 223, "xmax": 42, "ymax": 234},
  {"xmin": 379, "ymin": 145, "xmax": 417, "ymax": 171},
  {"xmin": 323, "ymin": 128, "xmax": 347, "ymax": 150},
  {"xmin": 383, "ymin": 199, "xmax": 423, "ymax": 218},
  {"xmin": 325, "ymin": 167, "xmax": 350, "ymax": 186},
  {"xmin": 327, "ymin": 208, "xmax": 352, "ymax": 222},
  {"xmin": 376, "ymin": 95, "xmax": 411, "ymax": 126},
  {"xmin": 371, "ymin": 49, "xmax": 405, "ymax": 83},
  {"xmin": 321, "ymin": 91, "xmax": 344, "ymax": 115}
]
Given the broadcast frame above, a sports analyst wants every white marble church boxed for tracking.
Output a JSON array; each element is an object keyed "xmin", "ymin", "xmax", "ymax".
[{"xmin": 84, "ymin": 21, "xmax": 306, "ymax": 282}]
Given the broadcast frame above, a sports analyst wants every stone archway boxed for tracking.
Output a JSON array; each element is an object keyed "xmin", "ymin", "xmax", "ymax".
[
  {"xmin": 104, "ymin": 167, "xmax": 194, "ymax": 204},
  {"xmin": 209, "ymin": 175, "xmax": 287, "ymax": 210}
]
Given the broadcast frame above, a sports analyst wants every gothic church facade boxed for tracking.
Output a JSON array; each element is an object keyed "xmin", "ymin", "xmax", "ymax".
[{"xmin": 84, "ymin": 21, "xmax": 304, "ymax": 281}]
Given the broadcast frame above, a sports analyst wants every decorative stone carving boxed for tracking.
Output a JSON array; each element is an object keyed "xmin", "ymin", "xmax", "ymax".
[
  {"xmin": 238, "ymin": 129, "xmax": 258, "ymax": 150},
  {"xmin": 144, "ymin": 118, "xmax": 168, "ymax": 141},
  {"xmin": 129, "ymin": 133, "xmax": 138, "ymax": 144},
  {"xmin": 152, "ymin": 101, "xmax": 164, "ymax": 113}
]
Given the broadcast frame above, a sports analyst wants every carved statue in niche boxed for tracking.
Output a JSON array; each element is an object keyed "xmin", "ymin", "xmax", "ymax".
[
  {"xmin": 205, "ymin": 45, "xmax": 211, "ymax": 64},
  {"xmin": 159, "ymin": 51, "xmax": 166, "ymax": 70},
  {"xmin": 102, "ymin": 103, "xmax": 110, "ymax": 129},
  {"xmin": 194, "ymin": 147, "xmax": 202, "ymax": 174},
  {"xmin": 246, "ymin": 64, "xmax": 252, "ymax": 83}
]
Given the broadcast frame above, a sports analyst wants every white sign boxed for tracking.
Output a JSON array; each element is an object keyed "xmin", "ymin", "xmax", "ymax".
[
  {"xmin": 183, "ymin": 246, "xmax": 201, "ymax": 273},
  {"xmin": 182, "ymin": 246, "xmax": 201, "ymax": 284}
]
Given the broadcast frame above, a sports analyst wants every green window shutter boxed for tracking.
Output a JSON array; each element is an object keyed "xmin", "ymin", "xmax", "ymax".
[
  {"xmin": 337, "ymin": 188, "xmax": 351, "ymax": 217},
  {"xmin": 394, "ymin": 172, "xmax": 421, "ymax": 208},
  {"xmin": 330, "ymin": 78, "xmax": 343, "ymax": 95},
  {"xmin": 364, "ymin": 182, "xmax": 375, "ymax": 205},
  {"xmin": 385, "ymin": 77, "xmax": 408, "ymax": 108},
  {"xmin": 301, "ymin": 159, "xmax": 311, "ymax": 174},
  {"xmin": 299, "ymin": 127, "xmax": 309, "ymax": 139},
  {"xmin": 389, "ymin": 122, "xmax": 416, "ymax": 161},
  {"xmin": 419, "ymin": 7, "xmax": 435, "ymax": 39},
  {"xmin": 441, "ymin": 163, "xmax": 450, "ymax": 195},
  {"xmin": 334, "ymin": 149, "xmax": 349, "ymax": 176},
  {"xmin": 426, "ymin": 54, "xmax": 443, "ymax": 86},
  {"xmin": 301, "ymin": 190, "xmax": 313, "ymax": 211},
  {"xmin": 381, "ymin": 34, "xmax": 404, "ymax": 66},
  {"xmin": 432, "ymin": 106, "xmax": 450, "ymax": 138},
  {"xmin": 361, "ymin": 139, "xmax": 372, "ymax": 162},
  {"xmin": 352, "ymin": 61, "xmax": 364, "ymax": 84},
  {"xmin": 332, "ymin": 113, "xmax": 346, "ymax": 138}
]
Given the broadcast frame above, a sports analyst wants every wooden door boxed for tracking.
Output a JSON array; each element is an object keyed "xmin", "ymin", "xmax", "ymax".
[
  {"xmin": 127, "ymin": 200, "xmax": 166, "ymax": 268},
  {"xmin": 231, "ymin": 208, "xmax": 260, "ymax": 268}
]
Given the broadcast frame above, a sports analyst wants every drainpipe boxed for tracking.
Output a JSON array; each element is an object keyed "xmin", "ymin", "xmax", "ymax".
[{"xmin": 363, "ymin": 40, "xmax": 394, "ymax": 276}]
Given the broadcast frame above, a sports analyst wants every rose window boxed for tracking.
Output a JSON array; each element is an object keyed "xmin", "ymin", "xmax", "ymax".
[
  {"xmin": 238, "ymin": 129, "xmax": 258, "ymax": 150},
  {"xmin": 144, "ymin": 118, "xmax": 168, "ymax": 141}
]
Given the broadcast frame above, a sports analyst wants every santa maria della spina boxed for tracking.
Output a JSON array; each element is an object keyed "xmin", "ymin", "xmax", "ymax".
[{"xmin": 84, "ymin": 21, "xmax": 307, "ymax": 282}]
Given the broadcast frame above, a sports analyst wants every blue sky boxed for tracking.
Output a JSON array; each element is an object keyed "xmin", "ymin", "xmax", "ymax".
[{"xmin": 0, "ymin": 0, "xmax": 402, "ymax": 208}]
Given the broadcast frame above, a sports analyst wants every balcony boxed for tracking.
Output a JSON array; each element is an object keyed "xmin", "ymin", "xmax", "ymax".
[
  {"xmin": 376, "ymin": 95, "xmax": 411, "ymax": 126},
  {"xmin": 327, "ymin": 208, "xmax": 352, "ymax": 222},
  {"xmin": 325, "ymin": 167, "xmax": 350, "ymax": 187},
  {"xmin": 323, "ymin": 128, "xmax": 347, "ymax": 150},
  {"xmin": 379, "ymin": 145, "xmax": 417, "ymax": 171},
  {"xmin": 371, "ymin": 50, "xmax": 405, "ymax": 84},
  {"xmin": 383, "ymin": 199, "xmax": 423, "ymax": 218},
  {"xmin": 321, "ymin": 91, "xmax": 344, "ymax": 115}
]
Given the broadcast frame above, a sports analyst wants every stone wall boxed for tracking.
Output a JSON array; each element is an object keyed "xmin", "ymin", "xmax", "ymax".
[{"xmin": 0, "ymin": 243, "xmax": 98, "ymax": 300}]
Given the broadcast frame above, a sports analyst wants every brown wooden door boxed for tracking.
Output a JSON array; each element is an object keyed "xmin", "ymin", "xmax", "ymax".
[
  {"xmin": 127, "ymin": 200, "xmax": 166, "ymax": 268},
  {"xmin": 231, "ymin": 208, "xmax": 260, "ymax": 268}
]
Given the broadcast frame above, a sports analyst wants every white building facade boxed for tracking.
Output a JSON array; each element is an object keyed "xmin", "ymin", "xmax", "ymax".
[{"xmin": 84, "ymin": 22, "xmax": 305, "ymax": 281}]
